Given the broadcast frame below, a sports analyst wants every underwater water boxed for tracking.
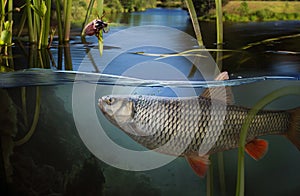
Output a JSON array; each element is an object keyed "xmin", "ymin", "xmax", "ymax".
[{"xmin": 1, "ymin": 8, "xmax": 300, "ymax": 196}]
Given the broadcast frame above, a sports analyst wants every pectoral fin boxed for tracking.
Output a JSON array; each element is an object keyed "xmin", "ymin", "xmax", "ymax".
[
  {"xmin": 186, "ymin": 155, "xmax": 210, "ymax": 177},
  {"xmin": 245, "ymin": 139, "xmax": 268, "ymax": 160}
]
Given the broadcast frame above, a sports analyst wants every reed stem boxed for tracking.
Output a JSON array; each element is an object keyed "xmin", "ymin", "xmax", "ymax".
[
  {"xmin": 33, "ymin": 0, "xmax": 40, "ymax": 43},
  {"xmin": 26, "ymin": 0, "xmax": 35, "ymax": 43},
  {"xmin": 64, "ymin": 0, "xmax": 72, "ymax": 42},
  {"xmin": 55, "ymin": 0, "xmax": 63, "ymax": 44},
  {"xmin": 215, "ymin": 0, "xmax": 223, "ymax": 45},
  {"xmin": 184, "ymin": 0, "xmax": 203, "ymax": 46},
  {"xmin": 43, "ymin": 0, "xmax": 51, "ymax": 47},
  {"xmin": 80, "ymin": 0, "xmax": 95, "ymax": 41},
  {"xmin": 236, "ymin": 86, "xmax": 300, "ymax": 196},
  {"xmin": 217, "ymin": 152, "xmax": 226, "ymax": 196},
  {"xmin": 15, "ymin": 87, "xmax": 41, "ymax": 146}
]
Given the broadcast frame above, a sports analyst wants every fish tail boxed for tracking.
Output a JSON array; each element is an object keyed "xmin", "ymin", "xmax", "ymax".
[{"xmin": 287, "ymin": 107, "xmax": 300, "ymax": 151}]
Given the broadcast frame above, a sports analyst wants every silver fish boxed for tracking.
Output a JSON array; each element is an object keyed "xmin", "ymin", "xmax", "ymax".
[{"xmin": 98, "ymin": 74, "xmax": 300, "ymax": 176}]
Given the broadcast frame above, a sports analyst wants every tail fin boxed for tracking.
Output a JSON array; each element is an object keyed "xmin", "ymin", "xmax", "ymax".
[{"xmin": 287, "ymin": 108, "xmax": 300, "ymax": 151}]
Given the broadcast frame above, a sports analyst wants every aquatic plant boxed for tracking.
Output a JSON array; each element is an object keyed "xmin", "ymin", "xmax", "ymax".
[
  {"xmin": 15, "ymin": 87, "xmax": 41, "ymax": 146},
  {"xmin": 0, "ymin": 0, "xmax": 15, "ymax": 56},
  {"xmin": 30, "ymin": 1, "xmax": 48, "ymax": 49},
  {"xmin": 185, "ymin": 0, "xmax": 203, "ymax": 46},
  {"xmin": 64, "ymin": 0, "xmax": 73, "ymax": 42},
  {"xmin": 236, "ymin": 86, "xmax": 300, "ymax": 196},
  {"xmin": 81, "ymin": 0, "xmax": 107, "ymax": 55}
]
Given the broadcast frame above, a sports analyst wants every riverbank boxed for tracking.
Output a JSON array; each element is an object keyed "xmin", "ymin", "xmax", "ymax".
[
  {"xmin": 71, "ymin": 0, "xmax": 184, "ymax": 26},
  {"xmin": 206, "ymin": 1, "xmax": 300, "ymax": 22}
]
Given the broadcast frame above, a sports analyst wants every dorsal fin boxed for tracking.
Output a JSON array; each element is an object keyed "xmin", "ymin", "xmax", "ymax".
[{"xmin": 201, "ymin": 71, "xmax": 234, "ymax": 105}]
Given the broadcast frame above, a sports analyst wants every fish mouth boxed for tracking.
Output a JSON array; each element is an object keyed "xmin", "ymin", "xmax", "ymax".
[
  {"xmin": 98, "ymin": 97, "xmax": 106, "ymax": 113},
  {"xmin": 98, "ymin": 97, "xmax": 102, "ymax": 107}
]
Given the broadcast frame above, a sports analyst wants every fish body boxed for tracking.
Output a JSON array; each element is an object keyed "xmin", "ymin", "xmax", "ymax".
[
  {"xmin": 99, "ymin": 95, "xmax": 289, "ymax": 155},
  {"xmin": 98, "ymin": 73, "xmax": 300, "ymax": 177}
]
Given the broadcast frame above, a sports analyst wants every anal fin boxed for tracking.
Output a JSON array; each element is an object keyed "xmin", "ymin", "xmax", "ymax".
[
  {"xmin": 245, "ymin": 139, "xmax": 268, "ymax": 160},
  {"xmin": 186, "ymin": 155, "xmax": 210, "ymax": 177}
]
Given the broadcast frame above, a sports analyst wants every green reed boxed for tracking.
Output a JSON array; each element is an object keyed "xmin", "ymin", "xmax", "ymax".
[
  {"xmin": 64, "ymin": 0, "xmax": 72, "ymax": 42},
  {"xmin": 81, "ymin": 0, "xmax": 96, "ymax": 41},
  {"xmin": 185, "ymin": 0, "xmax": 203, "ymax": 46},
  {"xmin": 0, "ymin": 0, "xmax": 14, "ymax": 55},
  {"xmin": 15, "ymin": 87, "xmax": 41, "ymax": 146},
  {"xmin": 236, "ymin": 86, "xmax": 300, "ymax": 196}
]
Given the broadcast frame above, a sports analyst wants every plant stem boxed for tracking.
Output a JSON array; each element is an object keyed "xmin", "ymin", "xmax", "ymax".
[
  {"xmin": 33, "ymin": 0, "xmax": 40, "ymax": 43},
  {"xmin": 206, "ymin": 162, "xmax": 214, "ymax": 196},
  {"xmin": 0, "ymin": 0, "xmax": 5, "ymax": 34},
  {"xmin": 218, "ymin": 152, "xmax": 226, "ymax": 196},
  {"xmin": 26, "ymin": 0, "xmax": 35, "ymax": 43},
  {"xmin": 43, "ymin": 0, "xmax": 51, "ymax": 47},
  {"xmin": 96, "ymin": 0, "xmax": 104, "ymax": 56},
  {"xmin": 15, "ymin": 87, "xmax": 41, "ymax": 147},
  {"xmin": 185, "ymin": 0, "xmax": 203, "ymax": 46},
  {"xmin": 215, "ymin": 0, "xmax": 223, "ymax": 45},
  {"xmin": 55, "ymin": 0, "xmax": 63, "ymax": 44},
  {"xmin": 97, "ymin": 0, "xmax": 104, "ymax": 16},
  {"xmin": 80, "ymin": 0, "xmax": 95, "ymax": 41},
  {"xmin": 38, "ymin": 18, "xmax": 44, "ymax": 49},
  {"xmin": 235, "ymin": 86, "xmax": 300, "ymax": 196},
  {"xmin": 17, "ymin": 10, "xmax": 27, "ymax": 38},
  {"xmin": 8, "ymin": 0, "xmax": 13, "ymax": 36},
  {"xmin": 64, "ymin": 0, "xmax": 72, "ymax": 42}
]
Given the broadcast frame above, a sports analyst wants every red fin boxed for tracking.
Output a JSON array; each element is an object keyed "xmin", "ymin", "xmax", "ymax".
[
  {"xmin": 245, "ymin": 139, "xmax": 268, "ymax": 160},
  {"xmin": 186, "ymin": 155, "xmax": 210, "ymax": 177}
]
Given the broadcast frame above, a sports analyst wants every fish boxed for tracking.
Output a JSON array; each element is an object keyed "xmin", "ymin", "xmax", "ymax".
[{"xmin": 98, "ymin": 72, "xmax": 300, "ymax": 177}]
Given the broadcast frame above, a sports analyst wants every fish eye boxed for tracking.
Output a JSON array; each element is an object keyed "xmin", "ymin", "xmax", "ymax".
[{"xmin": 105, "ymin": 97, "xmax": 114, "ymax": 105}]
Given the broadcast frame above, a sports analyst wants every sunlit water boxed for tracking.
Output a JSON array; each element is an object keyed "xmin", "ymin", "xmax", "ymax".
[{"xmin": 1, "ymin": 8, "xmax": 300, "ymax": 196}]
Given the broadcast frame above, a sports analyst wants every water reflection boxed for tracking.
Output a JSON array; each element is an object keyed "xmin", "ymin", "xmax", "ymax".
[{"xmin": 1, "ymin": 8, "xmax": 300, "ymax": 78}]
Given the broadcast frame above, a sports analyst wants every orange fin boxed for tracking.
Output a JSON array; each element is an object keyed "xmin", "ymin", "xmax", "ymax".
[
  {"xmin": 186, "ymin": 155, "xmax": 210, "ymax": 177},
  {"xmin": 245, "ymin": 139, "xmax": 268, "ymax": 160}
]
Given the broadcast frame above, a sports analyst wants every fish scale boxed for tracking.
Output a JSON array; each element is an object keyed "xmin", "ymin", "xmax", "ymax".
[{"xmin": 121, "ymin": 95, "xmax": 290, "ymax": 156}]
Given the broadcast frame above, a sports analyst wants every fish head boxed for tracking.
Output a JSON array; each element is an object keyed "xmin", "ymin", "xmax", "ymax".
[
  {"xmin": 98, "ymin": 95, "xmax": 156, "ymax": 137},
  {"xmin": 98, "ymin": 95, "xmax": 147, "ymax": 136},
  {"xmin": 98, "ymin": 95, "xmax": 135, "ymax": 125}
]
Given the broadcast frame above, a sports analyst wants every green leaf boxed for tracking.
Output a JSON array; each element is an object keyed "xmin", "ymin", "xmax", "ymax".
[
  {"xmin": 41, "ymin": 1, "xmax": 47, "ymax": 16},
  {"xmin": 98, "ymin": 31, "xmax": 104, "ymax": 56},
  {"xmin": 30, "ymin": 4, "xmax": 44, "ymax": 18},
  {"xmin": 0, "ymin": 30, "xmax": 12, "ymax": 44},
  {"xmin": 4, "ymin": 21, "xmax": 13, "ymax": 30}
]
